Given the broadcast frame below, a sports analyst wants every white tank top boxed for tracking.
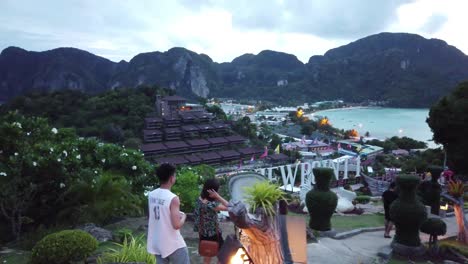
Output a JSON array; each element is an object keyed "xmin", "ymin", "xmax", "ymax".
[{"xmin": 147, "ymin": 188, "xmax": 186, "ymax": 257}]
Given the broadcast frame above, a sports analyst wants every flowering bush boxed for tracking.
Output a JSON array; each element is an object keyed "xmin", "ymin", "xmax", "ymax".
[{"xmin": 0, "ymin": 112, "xmax": 156, "ymax": 240}]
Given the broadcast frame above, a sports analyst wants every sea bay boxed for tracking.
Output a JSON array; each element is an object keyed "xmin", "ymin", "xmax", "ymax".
[{"xmin": 310, "ymin": 107, "xmax": 438, "ymax": 148}]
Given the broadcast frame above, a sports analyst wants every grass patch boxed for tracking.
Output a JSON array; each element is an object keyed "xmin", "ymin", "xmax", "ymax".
[
  {"xmin": 439, "ymin": 239, "xmax": 468, "ymax": 257},
  {"xmin": 290, "ymin": 212, "xmax": 385, "ymax": 232},
  {"xmin": 0, "ymin": 250, "xmax": 31, "ymax": 264},
  {"xmin": 331, "ymin": 214, "xmax": 385, "ymax": 232}
]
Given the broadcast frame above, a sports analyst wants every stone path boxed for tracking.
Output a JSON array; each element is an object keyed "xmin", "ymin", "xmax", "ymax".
[{"xmin": 306, "ymin": 214, "xmax": 462, "ymax": 264}]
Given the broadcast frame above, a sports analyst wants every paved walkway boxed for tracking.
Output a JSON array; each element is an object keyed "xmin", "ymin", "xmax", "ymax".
[{"xmin": 307, "ymin": 214, "xmax": 461, "ymax": 264}]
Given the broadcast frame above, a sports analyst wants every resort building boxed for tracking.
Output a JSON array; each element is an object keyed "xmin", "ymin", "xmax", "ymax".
[
  {"xmin": 141, "ymin": 95, "xmax": 263, "ymax": 166},
  {"xmin": 335, "ymin": 140, "xmax": 384, "ymax": 160}
]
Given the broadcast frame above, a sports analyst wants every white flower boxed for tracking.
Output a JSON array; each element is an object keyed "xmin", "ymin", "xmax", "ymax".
[
  {"xmin": 101, "ymin": 158, "xmax": 106, "ymax": 163},
  {"xmin": 0, "ymin": 172, "xmax": 7, "ymax": 177},
  {"xmin": 59, "ymin": 183, "xmax": 66, "ymax": 188},
  {"xmin": 94, "ymin": 170, "xmax": 98, "ymax": 174},
  {"xmin": 13, "ymin": 122, "xmax": 22, "ymax": 128},
  {"xmin": 14, "ymin": 152, "xmax": 18, "ymax": 156},
  {"xmin": 121, "ymin": 153, "xmax": 128, "ymax": 157},
  {"xmin": 62, "ymin": 150, "xmax": 68, "ymax": 157},
  {"xmin": 33, "ymin": 161, "xmax": 37, "ymax": 167},
  {"xmin": 76, "ymin": 154, "xmax": 81, "ymax": 159},
  {"xmin": 50, "ymin": 148, "xmax": 54, "ymax": 152},
  {"xmin": 79, "ymin": 137, "xmax": 84, "ymax": 141},
  {"xmin": 132, "ymin": 165, "xmax": 137, "ymax": 171},
  {"xmin": 26, "ymin": 132, "xmax": 31, "ymax": 136},
  {"xmin": 98, "ymin": 143, "xmax": 104, "ymax": 147},
  {"xmin": 57, "ymin": 158, "xmax": 61, "ymax": 162},
  {"xmin": 51, "ymin": 128, "xmax": 58, "ymax": 134}
]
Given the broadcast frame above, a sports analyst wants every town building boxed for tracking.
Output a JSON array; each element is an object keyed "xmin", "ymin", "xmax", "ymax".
[{"xmin": 142, "ymin": 95, "xmax": 263, "ymax": 166}]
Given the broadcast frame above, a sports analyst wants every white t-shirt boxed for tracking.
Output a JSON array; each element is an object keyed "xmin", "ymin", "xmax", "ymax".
[{"xmin": 147, "ymin": 188, "xmax": 186, "ymax": 257}]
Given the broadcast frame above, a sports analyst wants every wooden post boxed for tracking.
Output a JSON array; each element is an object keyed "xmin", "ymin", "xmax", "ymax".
[{"xmin": 228, "ymin": 201, "xmax": 284, "ymax": 264}]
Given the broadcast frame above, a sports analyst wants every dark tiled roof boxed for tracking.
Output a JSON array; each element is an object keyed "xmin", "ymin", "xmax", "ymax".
[
  {"xmin": 211, "ymin": 122, "xmax": 229, "ymax": 129},
  {"xmin": 186, "ymin": 139, "xmax": 210, "ymax": 146},
  {"xmin": 164, "ymin": 141, "xmax": 189, "ymax": 149},
  {"xmin": 163, "ymin": 127, "xmax": 181, "ymax": 134},
  {"xmin": 225, "ymin": 135, "xmax": 245, "ymax": 143},
  {"xmin": 192, "ymin": 112, "xmax": 213, "ymax": 119},
  {"xmin": 181, "ymin": 125, "xmax": 200, "ymax": 132},
  {"xmin": 141, "ymin": 143, "xmax": 167, "ymax": 152},
  {"xmin": 155, "ymin": 156, "xmax": 188, "ymax": 165},
  {"xmin": 143, "ymin": 129, "xmax": 163, "ymax": 136},
  {"xmin": 145, "ymin": 117, "xmax": 163, "ymax": 123},
  {"xmin": 207, "ymin": 137, "xmax": 228, "ymax": 144},
  {"xmin": 179, "ymin": 112, "xmax": 196, "ymax": 120},
  {"xmin": 238, "ymin": 147, "xmax": 264, "ymax": 155},
  {"xmin": 184, "ymin": 155, "xmax": 202, "ymax": 162},
  {"xmin": 162, "ymin": 95, "xmax": 187, "ymax": 102},
  {"xmin": 197, "ymin": 124, "xmax": 214, "ymax": 131},
  {"xmin": 218, "ymin": 150, "xmax": 240, "ymax": 158},
  {"xmin": 198, "ymin": 152, "xmax": 222, "ymax": 160},
  {"xmin": 163, "ymin": 117, "xmax": 181, "ymax": 122}
]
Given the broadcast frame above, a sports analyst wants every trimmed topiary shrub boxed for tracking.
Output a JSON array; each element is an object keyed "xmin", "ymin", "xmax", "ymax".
[
  {"xmin": 31, "ymin": 230, "xmax": 98, "ymax": 264},
  {"xmin": 306, "ymin": 168, "xmax": 338, "ymax": 231},
  {"xmin": 354, "ymin": 195, "xmax": 371, "ymax": 204},
  {"xmin": 420, "ymin": 217, "xmax": 447, "ymax": 252},
  {"xmin": 418, "ymin": 165, "xmax": 443, "ymax": 215},
  {"xmin": 390, "ymin": 175, "xmax": 427, "ymax": 250}
]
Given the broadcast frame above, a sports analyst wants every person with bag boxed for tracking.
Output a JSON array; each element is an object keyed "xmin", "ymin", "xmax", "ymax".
[
  {"xmin": 147, "ymin": 163, "xmax": 190, "ymax": 264},
  {"xmin": 194, "ymin": 178, "xmax": 229, "ymax": 264}
]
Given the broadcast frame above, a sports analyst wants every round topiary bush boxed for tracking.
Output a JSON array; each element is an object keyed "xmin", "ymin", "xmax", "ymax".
[
  {"xmin": 420, "ymin": 217, "xmax": 447, "ymax": 236},
  {"xmin": 306, "ymin": 168, "xmax": 338, "ymax": 231},
  {"xmin": 31, "ymin": 230, "xmax": 98, "ymax": 264},
  {"xmin": 390, "ymin": 175, "xmax": 427, "ymax": 249}
]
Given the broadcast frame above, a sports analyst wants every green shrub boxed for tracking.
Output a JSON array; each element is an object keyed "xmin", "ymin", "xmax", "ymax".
[
  {"xmin": 98, "ymin": 235, "xmax": 155, "ymax": 264},
  {"xmin": 306, "ymin": 168, "xmax": 338, "ymax": 231},
  {"xmin": 113, "ymin": 228, "xmax": 133, "ymax": 243},
  {"xmin": 439, "ymin": 239, "xmax": 468, "ymax": 257},
  {"xmin": 31, "ymin": 230, "xmax": 98, "ymax": 264},
  {"xmin": 420, "ymin": 217, "xmax": 446, "ymax": 236},
  {"xmin": 354, "ymin": 195, "xmax": 371, "ymax": 204},
  {"xmin": 390, "ymin": 175, "xmax": 427, "ymax": 247},
  {"xmin": 244, "ymin": 181, "xmax": 287, "ymax": 217}
]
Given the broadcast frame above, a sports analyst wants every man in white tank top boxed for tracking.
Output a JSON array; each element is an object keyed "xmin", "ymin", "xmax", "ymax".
[{"xmin": 147, "ymin": 163, "xmax": 190, "ymax": 263}]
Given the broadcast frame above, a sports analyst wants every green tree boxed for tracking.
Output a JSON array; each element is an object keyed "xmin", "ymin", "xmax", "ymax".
[
  {"xmin": 427, "ymin": 81, "xmax": 468, "ymax": 174},
  {"xmin": 206, "ymin": 105, "xmax": 227, "ymax": 121},
  {"xmin": 0, "ymin": 113, "xmax": 155, "ymax": 240}
]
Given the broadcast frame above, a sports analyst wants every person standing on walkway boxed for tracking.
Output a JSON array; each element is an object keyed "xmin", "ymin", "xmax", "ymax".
[
  {"xmin": 194, "ymin": 178, "xmax": 229, "ymax": 264},
  {"xmin": 382, "ymin": 182, "xmax": 398, "ymax": 238},
  {"xmin": 147, "ymin": 163, "xmax": 190, "ymax": 264}
]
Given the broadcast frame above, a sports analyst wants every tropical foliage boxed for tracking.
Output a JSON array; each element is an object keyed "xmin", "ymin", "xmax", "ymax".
[
  {"xmin": 97, "ymin": 235, "xmax": 155, "ymax": 264},
  {"xmin": 0, "ymin": 112, "xmax": 155, "ymax": 241},
  {"xmin": 0, "ymin": 85, "xmax": 174, "ymax": 146},
  {"xmin": 427, "ymin": 81, "xmax": 468, "ymax": 174},
  {"xmin": 244, "ymin": 181, "xmax": 286, "ymax": 217}
]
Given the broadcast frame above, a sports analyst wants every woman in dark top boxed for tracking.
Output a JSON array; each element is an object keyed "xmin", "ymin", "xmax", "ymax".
[
  {"xmin": 382, "ymin": 182, "xmax": 398, "ymax": 238},
  {"xmin": 194, "ymin": 178, "xmax": 229, "ymax": 264}
]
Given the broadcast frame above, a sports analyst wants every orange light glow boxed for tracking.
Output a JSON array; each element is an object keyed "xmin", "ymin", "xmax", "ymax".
[
  {"xmin": 230, "ymin": 248, "xmax": 251, "ymax": 264},
  {"xmin": 319, "ymin": 117, "xmax": 330, "ymax": 126},
  {"xmin": 350, "ymin": 129, "xmax": 359, "ymax": 137},
  {"xmin": 296, "ymin": 108, "xmax": 304, "ymax": 118}
]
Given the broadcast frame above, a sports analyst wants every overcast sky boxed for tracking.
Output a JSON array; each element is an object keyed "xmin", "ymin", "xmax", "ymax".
[{"xmin": 1, "ymin": 0, "xmax": 467, "ymax": 63}]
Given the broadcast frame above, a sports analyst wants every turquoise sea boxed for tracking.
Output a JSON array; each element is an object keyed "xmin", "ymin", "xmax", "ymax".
[{"xmin": 310, "ymin": 107, "xmax": 438, "ymax": 148}]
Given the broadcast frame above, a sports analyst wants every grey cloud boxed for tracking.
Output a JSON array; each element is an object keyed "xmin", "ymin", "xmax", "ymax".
[
  {"xmin": 179, "ymin": 0, "xmax": 414, "ymax": 39},
  {"xmin": 420, "ymin": 14, "xmax": 447, "ymax": 34}
]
